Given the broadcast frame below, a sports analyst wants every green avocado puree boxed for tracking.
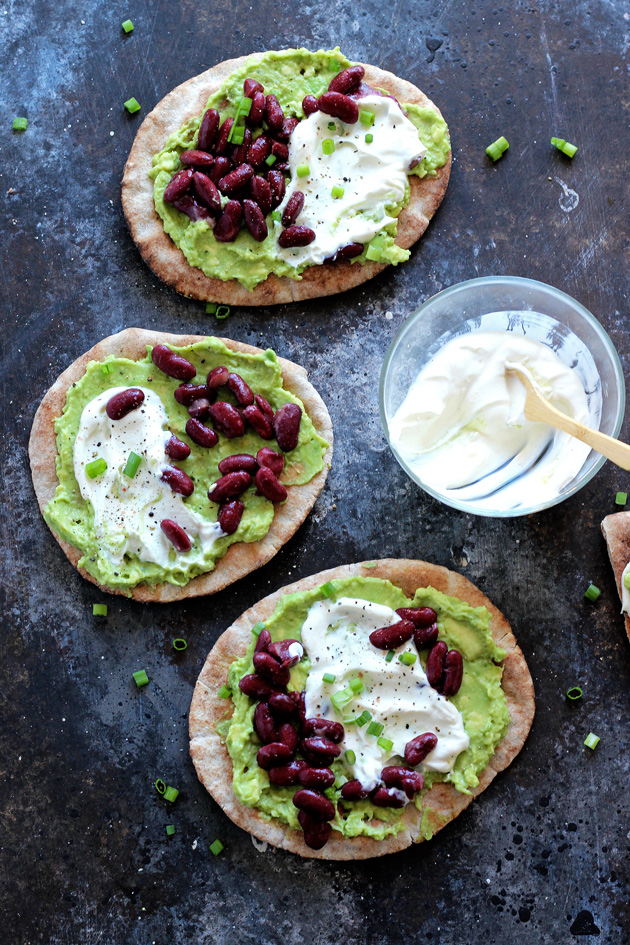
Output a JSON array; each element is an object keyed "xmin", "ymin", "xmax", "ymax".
[
  {"xmin": 150, "ymin": 48, "xmax": 450, "ymax": 291},
  {"xmin": 44, "ymin": 339, "xmax": 328, "ymax": 593},
  {"xmin": 224, "ymin": 576, "xmax": 509, "ymax": 841}
]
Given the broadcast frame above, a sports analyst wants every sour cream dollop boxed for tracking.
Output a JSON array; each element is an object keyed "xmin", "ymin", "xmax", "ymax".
[
  {"xmin": 276, "ymin": 94, "xmax": 426, "ymax": 267},
  {"xmin": 389, "ymin": 331, "xmax": 593, "ymax": 512},
  {"xmin": 301, "ymin": 597, "xmax": 469, "ymax": 792},
  {"xmin": 73, "ymin": 387, "xmax": 223, "ymax": 569}
]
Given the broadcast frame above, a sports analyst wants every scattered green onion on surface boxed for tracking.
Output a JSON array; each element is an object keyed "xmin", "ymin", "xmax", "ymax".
[
  {"xmin": 231, "ymin": 127, "xmax": 244, "ymax": 146},
  {"xmin": 101, "ymin": 363, "xmax": 112, "ymax": 374},
  {"xmin": 251, "ymin": 622, "xmax": 266, "ymax": 637},
  {"xmin": 124, "ymin": 97, "xmax": 141, "ymax": 114},
  {"xmin": 365, "ymin": 133, "xmax": 373, "ymax": 144},
  {"xmin": 322, "ymin": 138, "xmax": 335, "ymax": 155},
  {"xmin": 385, "ymin": 649, "xmax": 395, "ymax": 663},
  {"xmin": 584, "ymin": 732, "xmax": 600, "ymax": 750},
  {"xmin": 398, "ymin": 651, "xmax": 417, "ymax": 666},
  {"xmin": 334, "ymin": 774, "xmax": 348, "ymax": 789},
  {"xmin": 215, "ymin": 305, "xmax": 230, "ymax": 320},
  {"xmin": 331, "ymin": 184, "xmax": 344, "ymax": 199},
  {"xmin": 210, "ymin": 838, "xmax": 224, "ymax": 856},
  {"xmin": 217, "ymin": 685, "xmax": 232, "ymax": 699},
  {"xmin": 366, "ymin": 720, "xmax": 384, "ymax": 737},
  {"xmin": 322, "ymin": 672, "xmax": 336, "ymax": 684},
  {"xmin": 327, "ymin": 121, "xmax": 336, "ymax": 131},
  {"xmin": 163, "ymin": 786, "xmax": 179, "ymax": 803},
  {"xmin": 123, "ymin": 451, "xmax": 142, "ymax": 479},
  {"xmin": 365, "ymin": 243, "xmax": 381, "ymax": 261},
  {"xmin": 342, "ymin": 715, "xmax": 359, "ymax": 725},
  {"xmin": 238, "ymin": 96, "xmax": 252, "ymax": 116},
  {"xmin": 86, "ymin": 458, "xmax": 107, "ymax": 479},
  {"xmin": 567, "ymin": 686, "xmax": 583, "ymax": 701},
  {"xmin": 356, "ymin": 710, "xmax": 372, "ymax": 727},
  {"xmin": 485, "ymin": 135, "xmax": 509, "ymax": 162},
  {"xmin": 320, "ymin": 581, "xmax": 336, "ymax": 599},
  {"xmin": 377, "ymin": 736, "xmax": 393, "ymax": 752},
  {"xmin": 166, "ymin": 824, "xmax": 175, "ymax": 837},
  {"xmin": 359, "ymin": 109, "xmax": 375, "ymax": 126},
  {"xmin": 296, "ymin": 163, "xmax": 310, "ymax": 178},
  {"xmin": 585, "ymin": 584, "xmax": 601, "ymax": 602},
  {"xmin": 173, "ymin": 638, "xmax": 187, "ymax": 652},
  {"xmin": 155, "ymin": 779, "xmax": 167, "ymax": 795},
  {"xmin": 12, "ymin": 117, "xmax": 28, "ymax": 131},
  {"xmin": 349, "ymin": 678, "xmax": 364, "ymax": 694},
  {"xmin": 122, "ymin": 19, "xmax": 134, "ymax": 33},
  {"xmin": 265, "ymin": 154, "xmax": 277, "ymax": 166},
  {"xmin": 133, "ymin": 669, "xmax": 149, "ymax": 687},
  {"xmin": 92, "ymin": 603, "xmax": 108, "ymax": 617},
  {"xmin": 206, "ymin": 302, "xmax": 218, "ymax": 314},
  {"xmin": 331, "ymin": 687, "xmax": 355, "ymax": 712},
  {"xmin": 615, "ymin": 491, "xmax": 627, "ymax": 507},
  {"xmin": 551, "ymin": 136, "xmax": 578, "ymax": 158},
  {"xmin": 345, "ymin": 749, "xmax": 356, "ymax": 765}
]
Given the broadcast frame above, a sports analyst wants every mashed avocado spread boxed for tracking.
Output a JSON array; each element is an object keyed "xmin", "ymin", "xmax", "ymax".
[
  {"xmin": 224, "ymin": 575, "xmax": 509, "ymax": 841},
  {"xmin": 44, "ymin": 339, "xmax": 328, "ymax": 593},
  {"xmin": 150, "ymin": 48, "xmax": 450, "ymax": 291}
]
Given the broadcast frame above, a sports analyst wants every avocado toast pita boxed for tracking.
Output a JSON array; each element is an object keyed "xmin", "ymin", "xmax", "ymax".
[{"xmin": 601, "ymin": 511, "xmax": 630, "ymax": 642}]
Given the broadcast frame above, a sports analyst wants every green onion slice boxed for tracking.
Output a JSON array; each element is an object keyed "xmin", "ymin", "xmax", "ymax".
[
  {"xmin": 334, "ymin": 774, "xmax": 348, "ymax": 789},
  {"xmin": 124, "ymin": 97, "xmax": 141, "ymax": 114},
  {"xmin": 615, "ymin": 492, "xmax": 627, "ymax": 507},
  {"xmin": 155, "ymin": 779, "xmax": 167, "ymax": 795},
  {"xmin": 366, "ymin": 720, "xmax": 384, "ymax": 737},
  {"xmin": 359, "ymin": 109, "xmax": 375, "ymax": 126},
  {"xmin": 210, "ymin": 838, "xmax": 224, "ymax": 856},
  {"xmin": 133, "ymin": 669, "xmax": 149, "ymax": 687},
  {"xmin": 86, "ymin": 458, "xmax": 107, "ymax": 479},
  {"xmin": 173, "ymin": 638, "xmax": 187, "ymax": 651},
  {"xmin": 322, "ymin": 138, "xmax": 335, "ymax": 155},
  {"xmin": 551, "ymin": 136, "xmax": 578, "ymax": 157},
  {"xmin": 331, "ymin": 687, "xmax": 354, "ymax": 712},
  {"xmin": 345, "ymin": 749, "xmax": 356, "ymax": 765},
  {"xmin": 322, "ymin": 672, "xmax": 336, "ymax": 684},
  {"xmin": 215, "ymin": 305, "xmax": 230, "ymax": 320},
  {"xmin": 163, "ymin": 786, "xmax": 179, "ymax": 803},
  {"xmin": 385, "ymin": 650, "xmax": 395, "ymax": 663},
  {"xmin": 92, "ymin": 603, "xmax": 108, "ymax": 617},
  {"xmin": 296, "ymin": 164, "xmax": 310, "ymax": 178},
  {"xmin": 356, "ymin": 710, "xmax": 372, "ymax": 727},
  {"xmin": 101, "ymin": 363, "xmax": 112, "ymax": 374},
  {"xmin": 217, "ymin": 685, "xmax": 232, "ymax": 699},
  {"xmin": 486, "ymin": 136, "xmax": 509, "ymax": 161},
  {"xmin": 342, "ymin": 715, "xmax": 359, "ymax": 724},
  {"xmin": 265, "ymin": 154, "xmax": 277, "ymax": 166},
  {"xmin": 365, "ymin": 243, "xmax": 381, "ymax": 262},
  {"xmin": 377, "ymin": 736, "xmax": 393, "ymax": 751},
  {"xmin": 349, "ymin": 678, "xmax": 364, "ymax": 694},
  {"xmin": 566, "ymin": 686, "xmax": 583, "ymax": 701},
  {"xmin": 166, "ymin": 824, "xmax": 175, "ymax": 836},
  {"xmin": 331, "ymin": 184, "xmax": 344, "ymax": 199},
  {"xmin": 123, "ymin": 451, "xmax": 142, "ymax": 479},
  {"xmin": 398, "ymin": 651, "xmax": 417, "ymax": 666},
  {"xmin": 320, "ymin": 581, "xmax": 336, "ymax": 599},
  {"xmin": 231, "ymin": 128, "xmax": 244, "ymax": 145},
  {"xmin": 13, "ymin": 117, "xmax": 28, "ymax": 131},
  {"xmin": 365, "ymin": 133, "xmax": 373, "ymax": 144},
  {"xmin": 327, "ymin": 121, "xmax": 336, "ymax": 131},
  {"xmin": 122, "ymin": 19, "xmax": 134, "ymax": 32},
  {"xmin": 585, "ymin": 584, "xmax": 601, "ymax": 602},
  {"xmin": 584, "ymin": 732, "xmax": 600, "ymax": 750},
  {"xmin": 205, "ymin": 302, "xmax": 218, "ymax": 314},
  {"xmin": 251, "ymin": 622, "xmax": 265, "ymax": 637}
]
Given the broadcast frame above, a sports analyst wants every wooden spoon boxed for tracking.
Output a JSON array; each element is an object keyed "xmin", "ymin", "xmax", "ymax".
[{"xmin": 508, "ymin": 363, "xmax": 630, "ymax": 471}]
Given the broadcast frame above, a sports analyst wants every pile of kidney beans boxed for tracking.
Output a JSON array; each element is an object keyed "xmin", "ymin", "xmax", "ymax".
[
  {"xmin": 161, "ymin": 63, "xmax": 376, "ymax": 256},
  {"xmin": 236, "ymin": 601, "xmax": 463, "ymax": 851},
  {"xmin": 103, "ymin": 343, "xmax": 303, "ymax": 552}
]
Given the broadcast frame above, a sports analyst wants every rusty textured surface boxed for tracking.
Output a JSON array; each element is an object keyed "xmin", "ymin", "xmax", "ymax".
[{"xmin": 1, "ymin": 1, "xmax": 629, "ymax": 942}]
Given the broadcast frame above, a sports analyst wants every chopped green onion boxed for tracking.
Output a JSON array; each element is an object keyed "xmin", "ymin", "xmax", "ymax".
[
  {"xmin": 122, "ymin": 19, "xmax": 134, "ymax": 33},
  {"xmin": 217, "ymin": 684, "xmax": 232, "ymax": 699},
  {"xmin": 366, "ymin": 720, "xmax": 384, "ymax": 737},
  {"xmin": 296, "ymin": 163, "xmax": 310, "ymax": 178},
  {"xmin": 322, "ymin": 138, "xmax": 335, "ymax": 155},
  {"xmin": 365, "ymin": 133, "xmax": 373, "ymax": 144},
  {"xmin": 615, "ymin": 492, "xmax": 627, "ymax": 507},
  {"xmin": 237, "ymin": 96, "xmax": 252, "ymax": 116},
  {"xmin": 163, "ymin": 786, "xmax": 179, "ymax": 803},
  {"xmin": 584, "ymin": 732, "xmax": 600, "ymax": 749},
  {"xmin": 133, "ymin": 669, "xmax": 149, "ymax": 687},
  {"xmin": 12, "ymin": 117, "xmax": 28, "ymax": 131},
  {"xmin": 385, "ymin": 650, "xmax": 395, "ymax": 663},
  {"xmin": 124, "ymin": 97, "xmax": 141, "ymax": 114},
  {"xmin": 320, "ymin": 581, "xmax": 336, "ymax": 599},
  {"xmin": 349, "ymin": 678, "xmax": 364, "ymax": 694},
  {"xmin": 322, "ymin": 672, "xmax": 336, "ymax": 684},
  {"xmin": 155, "ymin": 779, "xmax": 167, "ymax": 795},
  {"xmin": 215, "ymin": 305, "xmax": 230, "ymax": 320},
  {"xmin": 362, "ymin": 562, "xmax": 377, "ymax": 569},
  {"xmin": 86, "ymin": 458, "xmax": 107, "ymax": 479},
  {"xmin": 166, "ymin": 824, "xmax": 175, "ymax": 836},
  {"xmin": 359, "ymin": 109, "xmax": 375, "ymax": 126},
  {"xmin": 331, "ymin": 184, "xmax": 344, "ymax": 199},
  {"xmin": 265, "ymin": 154, "xmax": 277, "ymax": 166},
  {"xmin": 331, "ymin": 687, "xmax": 354, "ymax": 712},
  {"xmin": 567, "ymin": 686, "xmax": 583, "ymax": 701},
  {"xmin": 334, "ymin": 774, "xmax": 348, "ymax": 789},
  {"xmin": 551, "ymin": 136, "xmax": 578, "ymax": 157},
  {"xmin": 101, "ymin": 363, "xmax": 112, "ymax": 374},
  {"xmin": 345, "ymin": 749, "xmax": 356, "ymax": 765},
  {"xmin": 92, "ymin": 603, "xmax": 108, "ymax": 617},
  {"xmin": 342, "ymin": 715, "xmax": 359, "ymax": 724},
  {"xmin": 377, "ymin": 736, "xmax": 394, "ymax": 752},
  {"xmin": 173, "ymin": 638, "xmax": 187, "ymax": 651},
  {"xmin": 486, "ymin": 136, "xmax": 509, "ymax": 162},
  {"xmin": 398, "ymin": 651, "xmax": 417, "ymax": 666},
  {"xmin": 123, "ymin": 451, "xmax": 142, "ymax": 479},
  {"xmin": 231, "ymin": 127, "xmax": 244, "ymax": 145},
  {"xmin": 327, "ymin": 121, "xmax": 336, "ymax": 131},
  {"xmin": 356, "ymin": 710, "xmax": 372, "ymax": 727},
  {"xmin": 365, "ymin": 243, "xmax": 381, "ymax": 262},
  {"xmin": 271, "ymin": 210, "xmax": 281, "ymax": 222},
  {"xmin": 251, "ymin": 622, "xmax": 266, "ymax": 637},
  {"xmin": 585, "ymin": 584, "xmax": 601, "ymax": 602},
  {"xmin": 206, "ymin": 302, "xmax": 218, "ymax": 314},
  {"xmin": 210, "ymin": 838, "xmax": 224, "ymax": 856}
]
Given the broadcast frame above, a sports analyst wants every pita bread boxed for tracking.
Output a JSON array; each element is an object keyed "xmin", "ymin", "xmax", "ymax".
[
  {"xmin": 601, "ymin": 511, "xmax": 630, "ymax": 642},
  {"xmin": 189, "ymin": 559, "xmax": 535, "ymax": 859},
  {"xmin": 29, "ymin": 328, "xmax": 333, "ymax": 603},
  {"xmin": 122, "ymin": 53, "xmax": 451, "ymax": 305}
]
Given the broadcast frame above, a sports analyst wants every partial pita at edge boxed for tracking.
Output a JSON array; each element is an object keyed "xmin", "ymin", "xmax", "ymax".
[{"xmin": 601, "ymin": 511, "xmax": 630, "ymax": 642}]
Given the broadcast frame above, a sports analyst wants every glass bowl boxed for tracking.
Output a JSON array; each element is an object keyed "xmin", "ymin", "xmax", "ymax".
[{"xmin": 379, "ymin": 276, "xmax": 625, "ymax": 518}]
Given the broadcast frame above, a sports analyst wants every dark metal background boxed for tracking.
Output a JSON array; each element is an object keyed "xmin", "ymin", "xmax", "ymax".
[{"xmin": 2, "ymin": 1, "xmax": 629, "ymax": 942}]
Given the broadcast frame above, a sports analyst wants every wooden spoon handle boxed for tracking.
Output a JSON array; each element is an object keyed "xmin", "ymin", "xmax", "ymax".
[{"xmin": 523, "ymin": 396, "xmax": 630, "ymax": 471}]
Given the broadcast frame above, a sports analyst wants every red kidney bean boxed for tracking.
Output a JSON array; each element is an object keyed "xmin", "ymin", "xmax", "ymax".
[
  {"xmin": 400, "ymin": 771, "xmax": 424, "ymax": 798},
  {"xmin": 369, "ymin": 619, "xmax": 414, "ymax": 650},
  {"xmin": 210, "ymin": 155, "xmax": 231, "ymax": 183},
  {"xmin": 303, "ymin": 718, "xmax": 344, "ymax": 743},
  {"xmin": 340, "ymin": 779, "xmax": 370, "ymax": 801},
  {"xmin": 268, "ymin": 760, "xmax": 308, "ymax": 786},
  {"xmin": 231, "ymin": 126, "xmax": 252, "ymax": 166},
  {"xmin": 253, "ymin": 703, "xmax": 278, "ymax": 744},
  {"xmin": 371, "ymin": 786, "xmax": 407, "ymax": 809},
  {"xmin": 198, "ymin": 107, "xmax": 220, "ymax": 152},
  {"xmin": 267, "ymin": 169, "xmax": 286, "ymax": 208},
  {"xmin": 214, "ymin": 200, "xmax": 243, "ymax": 242},
  {"xmin": 207, "ymin": 365, "xmax": 229, "ymax": 389},
  {"xmin": 250, "ymin": 175, "xmax": 272, "ymax": 215},
  {"xmin": 244, "ymin": 78, "xmax": 264, "ymax": 97},
  {"xmin": 254, "ymin": 394, "xmax": 274, "ymax": 423},
  {"xmin": 218, "ymin": 453, "xmax": 258, "ymax": 475},
  {"xmin": 152, "ymin": 344, "xmax": 196, "ymax": 381},
  {"xmin": 328, "ymin": 65, "xmax": 365, "ymax": 95},
  {"xmin": 179, "ymin": 149, "xmax": 215, "ymax": 168},
  {"xmin": 299, "ymin": 767, "xmax": 335, "ymax": 791},
  {"xmin": 317, "ymin": 91, "xmax": 359, "ymax": 124},
  {"xmin": 426, "ymin": 641, "xmax": 448, "ymax": 690},
  {"xmin": 165, "ymin": 435, "xmax": 191, "ymax": 461},
  {"xmin": 208, "ymin": 470, "xmax": 252, "ymax": 503},
  {"xmin": 273, "ymin": 403, "xmax": 302, "ymax": 451},
  {"xmin": 326, "ymin": 242, "xmax": 364, "ymax": 263},
  {"xmin": 171, "ymin": 195, "xmax": 213, "ymax": 222},
  {"xmin": 242, "ymin": 199, "xmax": 268, "ymax": 242},
  {"xmin": 218, "ymin": 499, "xmax": 244, "ymax": 535},
  {"xmin": 281, "ymin": 191, "xmax": 304, "ymax": 227},
  {"xmin": 302, "ymin": 94, "xmax": 319, "ymax": 116},
  {"xmin": 442, "ymin": 649, "xmax": 464, "ymax": 696},
  {"xmin": 226, "ymin": 372, "xmax": 254, "ymax": 406},
  {"xmin": 293, "ymin": 789, "xmax": 335, "ymax": 822},
  {"xmin": 185, "ymin": 417, "xmax": 219, "ymax": 448},
  {"xmin": 278, "ymin": 722, "xmax": 298, "ymax": 753},
  {"xmin": 256, "ymin": 447, "xmax": 284, "ymax": 477},
  {"xmin": 255, "ymin": 466, "xmax": 288, "ymax": 503},
  {"xmin": 268, "ymin": 692, "xmax": 298, "ymax": 721},
  {"xmin": 161, "ymin": 465, "xmax": 194, "ymax": 497},
  {"xmin": 396, "ymin": 607, "xmax": 438, "ymax": 628},
  {"xmin": 218, "ymin": 162, "xmax": 254, "ymax": 195},
  {"xmin": 188, "ymin": 397, "xmax": 210, "ymax": 420},
  {"xmin": 255, "ymin": 627, "xmax": 272, "ymax": 653},
  {"xmin": 192, "ymin": 171, "xmax": 222, "ymax": 214},
  {"xmin": 348, "ymin": 81, "xmax": 389, "ymax": 101},
  {"xmin": 414, "ymin": 622, "xmax": 439, "ymax": 648},
  {"xmin": 264, "ymin": 94, "xmax": 284, "ymax": 132},
  {"xmin": 291, "ymin": 690, "xmax": 306, "ymax": 721},
  {"xmin": 253, "ymin": 652, "xmax": 291, "ymax": 688},
  {"xmin": 164, "ymin": 168, "xmax": 194, "ymax": 202},
  {"xmin": 271, "ymin": 140, "xmax": 289, "ymax": 161},
  {"xmin": 215, "ymin": 117, "xmax": 234, "ymax": 155},
  {"xmin": 243, "ymin": 404, "xmax": 273, "ymax": 439},
  {"xmin": 105, "ymin": 387, "xmax": 144, "ymax": 420},
  {"xmin": 247, "ymin": 134, "xmax": 272, "ymax": 167},
  {"xmin": 278, "ymin": 225, "xmax": 316, "ymax": 248},
  {"xmin": 274, "ymin": 162, "xmax": 290, "ymax": 174},
  {"xmin": 268, "ymin": 641, "xmax": 302, "ymax": 671},
  {"xmin": 301, "ymin": 736, "xmax": 341, "ymax": 766},
  {"xmin": 380, "ymin": 766, "xmax": 423, "ymax": 799},
  {"xmin": 276, "ymin": 117, "xmax": 299, "ymax": 141},
  {"xmin": 248, "ymin": 90, "xmax": 265, "ymax": 125},
  {"xmin": 298, "ymin": 810, "xmax": 332, "ymax": 849},
  {"xmin": 160, "ymin": 519, "xmax": 191, "ymax": 553},
  {"xmin": 208, "ymin": 401, "xmax": 245, "ymax": 438},
  {"xmin": 404, "ymin": 732, "xmax": 438, "ymax": 767},
  {"xmin": 257, "ymin": 742, "xmax": 294, "ymax": 770},
  {"xmin": 238, "ymin": 673, "xmax": 277, "ymax": 700},
  {"xmin": 174, "ymin": 383, "xmax": 210, "ymax": 405}
]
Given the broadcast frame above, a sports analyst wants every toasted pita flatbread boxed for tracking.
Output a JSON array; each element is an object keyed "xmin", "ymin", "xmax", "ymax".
[
  {"xmin": 29, "ymin": 328, "xmax": 333, "ymax": 603},
  {"xmin": 189, "ymin": 559, "xmax": 534, "ymax": 859},
  {"xmin": 122, "ymin": 53, "xmax": 451, "ymax": 306},
  {"xmin": 601, "ymin": 512, "xmax": 630, "ymax": 642}
]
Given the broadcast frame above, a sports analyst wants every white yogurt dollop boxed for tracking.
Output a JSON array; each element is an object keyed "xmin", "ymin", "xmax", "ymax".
[
  {"xmin": 73, "ymin": 387, "xmax": 223, "ymax": 569},
  {"xmin": 301, "ymin": 597, "xmax": 469, "ymax": 792},
  {"xmin": 275, "ymin": 95, "xmax": 426, "ymax": 267}
]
